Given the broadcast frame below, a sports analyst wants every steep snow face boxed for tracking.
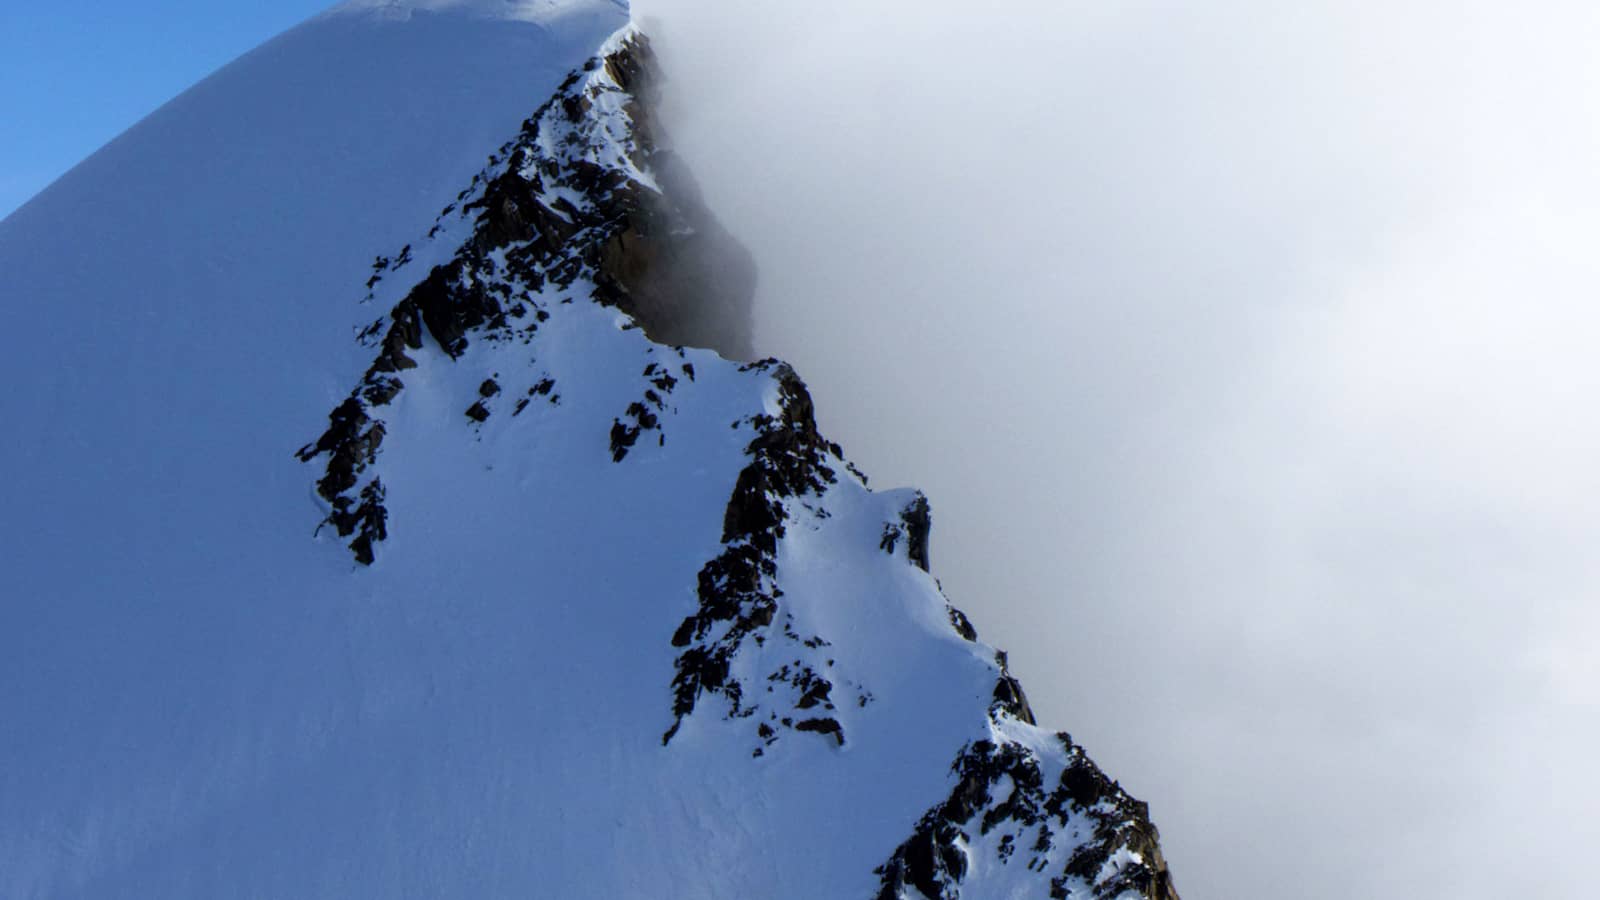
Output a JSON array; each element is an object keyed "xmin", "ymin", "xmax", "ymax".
[{"xmin": 0, "ymin": 5, "xmax": 1176, "ymax": 900}]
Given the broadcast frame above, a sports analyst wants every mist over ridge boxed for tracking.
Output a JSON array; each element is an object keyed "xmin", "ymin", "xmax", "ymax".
[{"xmin": 634, "ymin": 2, "xmax": 1600, "ymax": 898}]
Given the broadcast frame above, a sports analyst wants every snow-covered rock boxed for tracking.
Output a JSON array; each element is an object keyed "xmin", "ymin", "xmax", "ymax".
[{"xmin": 0, "ymin": 3, "xmax": 1178, "ymax": 897}]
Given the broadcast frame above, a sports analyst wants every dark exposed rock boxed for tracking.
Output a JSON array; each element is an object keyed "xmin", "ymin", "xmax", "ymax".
[
  {"xmin": 947, "ymin": 607, "xmax": 978, "ymax": 642},
  {"xmin": 407, "ymin": 261, "xmax": 503, "ymax": 359},
  {"xmin": 296, "ymin": 401, "xmax": 388, "ymax": 567},
  {"xmin": 344, "ymin": 479, "xmax": 388, "ymax": 567},
  {"xmin": 297, "ymin": 33, "xmax": 756, "ymax": 564},
  {"xmin": 793, "ymin": 717, "xmax": 844, "ymax": 746},
  {"xmin": 610, "ymin": 402, "xmax": 659, "ymax": 462},
  {"xmin": 883, "ymin": 490, "xmax": 934, "ymax": 566},
  {"xmin": 594, "ymin": 149, "xmax": 757, "ymax": 362},
  {"xmin": 879, "ymin": 523, "xmax": 901, "ymax": 555},
  {"xmin": 795, "ymin": 678, "xmax": 832, "ymax": 710},
  {"xmin": 992, "ymin": 675, "xmax": 1036, "ymax": 726},
  {"xmin": 663, "ymin": 364, "xmax": 847, "ymax": 750},
  {"xmin": 876, "ymin": 734, "xmax": 1179, "ymax": 900},
  {"xmin": 881, "ymin": 497, "xmax": 984, "ymax": 647},
  {"xmin": 610, "ymin": 359, "xmax": 680, "ymax": 462},
  {"xmin": 363, "ymin": 376, "xmax": 403, "ymax": 407},
  {"xmin": 991, "ymin": 651, "xmax": 1037, "ymax": 726},
  {"xmin": 900, "ymin": 493, "xmax": 932, "ymax": 572}
]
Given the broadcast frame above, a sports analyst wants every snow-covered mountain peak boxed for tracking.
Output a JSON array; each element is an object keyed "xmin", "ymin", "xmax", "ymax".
[{"xmin": 0, "ymin": 8, "xmax": 1179, "ymax": 900}]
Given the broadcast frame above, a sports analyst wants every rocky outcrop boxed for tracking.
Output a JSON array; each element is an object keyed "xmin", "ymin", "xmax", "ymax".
[
  {"xmin": 663, "ymin": 361, "xmax": 865, "ymax": 753},
  {"xmin": 880, "ymin": 492, "xmax": 933, "ymax": 572},
  {"xmin": 298, "ymin": 32, "xmax": 755, "ymax": 565},
  {"xmin": 875, "ymin": 728, "xmax": 1180, "ymax": 900},
  {"xmin": 291, "ymin": 24, "xmax": 1182, "ymax": 900},
  {"xmin": 869, "ymin": 499, "xmax": 1179, "ymax": 899}
]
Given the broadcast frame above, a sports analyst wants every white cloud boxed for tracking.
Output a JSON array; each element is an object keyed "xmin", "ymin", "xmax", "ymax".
[{"xmin": 635, "ymin": 0, "xmax": 1600, "ymax": 896}]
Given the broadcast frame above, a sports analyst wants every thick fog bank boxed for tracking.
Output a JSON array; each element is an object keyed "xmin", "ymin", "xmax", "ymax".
[{"xmin": 636, "ymin": 1, "xmax": 1600, "ymax": 898}]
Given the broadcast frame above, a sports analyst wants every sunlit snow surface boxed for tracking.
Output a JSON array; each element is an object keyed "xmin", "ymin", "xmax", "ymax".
[{"xmin": 0, "ymin": 3, "xmax": 1155, "ymax": 898}]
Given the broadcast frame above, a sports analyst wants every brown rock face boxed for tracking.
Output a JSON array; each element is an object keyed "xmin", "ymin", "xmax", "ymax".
[
  {"xmin": 592, "ymin": 47, "xmax": 757, "ymax": 361},
  {"xmin": 298, "ymin": 32, "xmax": 757, "ymax": 565}
]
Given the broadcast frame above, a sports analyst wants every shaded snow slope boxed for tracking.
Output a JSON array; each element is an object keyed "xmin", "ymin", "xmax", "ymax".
[
  {"xmin": 0, "ymin": 4, "xmax": 1176, "ymax": 899},
  {"xmin": 0, "ymin": 0, "xmax": 628, "ymax": 599}
]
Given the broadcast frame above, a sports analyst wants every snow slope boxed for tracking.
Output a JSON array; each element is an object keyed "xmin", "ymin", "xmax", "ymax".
[{"xmin": 0, "ymin": 3, "xmax": 1176, "ymax": 897}]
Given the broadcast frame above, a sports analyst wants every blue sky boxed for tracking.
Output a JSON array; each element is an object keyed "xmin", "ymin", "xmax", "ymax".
[{"xmin": 0, "ymin": 2, "xmax": 331, "ymax": 218}]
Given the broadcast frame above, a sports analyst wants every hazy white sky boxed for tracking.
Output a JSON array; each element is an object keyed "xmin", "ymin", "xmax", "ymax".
[
  {"xmin": 8, "ymin": 1, "xmax": 1599, "ymax": 897},
  {"xmin": 632, "ymin": 1, "xmax": 1600, "ymax": 897}
]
